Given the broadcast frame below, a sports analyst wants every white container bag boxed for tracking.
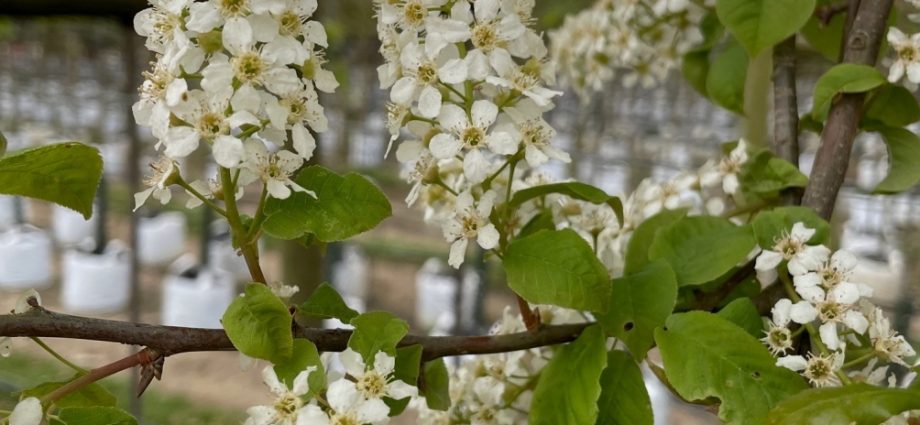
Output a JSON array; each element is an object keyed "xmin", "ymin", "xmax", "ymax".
[
  {"xmin": 138, "ymin": 211, "xmax": 187, "ymax": 266},
  {"xmin": 0, "ymin": 225, "xmax": 53, "ymax": 289},
  {"xmin": 60, "ymin": 241, "xmax": 131, "ymax": 313},
  {"xmin": 161, "ymin": 256, "xmax": 235, "ymax": 329}
]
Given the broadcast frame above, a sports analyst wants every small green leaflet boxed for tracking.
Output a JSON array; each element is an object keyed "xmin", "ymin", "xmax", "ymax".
[
  {"xmin": 421, "ymin": 359, "xmax": 451, "ymax": 411},
  {"xmin": 706, "ymin": 40, "xmax": 748, "ymax": 114},
  {"xmin": 504, "ymin": 229, "xmax": 611, "ymax": 312},
  {"xmin": 297, "ymin": 282, "xmax": 359, "ymax": 323},
  {"xmin": 596, "ymin": 350, "xmax": 654, "ymax": 425},
  {"xmin": 716, "ymin": 0, "xmax": 816, "ymax": 56},
  {"xmin": 863, "ymin": 84, "xmax": 920, "ymax": 128},
  {"xmin": 348, "ymin": 311, "xmax": 409, "ymax": 363},
  {"xmin": 262, "ymin": 165, "xmax": 391, "ymax": 242},
  {"xmin": 766, "ymin": 384, "xmax": 920, "ymax": 425},
  {"xmin": 873, "ymin": 126, "xmax": 920, "ymax": 194},
  {"xmin": 716, "ymin": 297, "xmax": 763, "ymax": 338},
  {"xmin": 0, "ymin": 142, "xmax": 103, "ymax": 219},
  {"xmin": 624, "ymin": 208, "xmax": 688, "ymax": 274},
  {"xmin": 530, "ymin": 325, "xmax": 607, "ymax": 425},
  {"xmin": 751, "ymin": 206, "xmax": 830, "ymax": 248},
  {"xmin": 222, "ymin": 283, "xmax": 294, "ymax": 364},
  {"xmin": 811, "ymin": 64, "xmax": 886, "ymax": 122},
  {"xmin": 655, "ymin": 312, "xmax": 808, "ymax": 424},
  {"xmin": 273, "ymin": 338, "xmax": 326, "ymax": 397}
]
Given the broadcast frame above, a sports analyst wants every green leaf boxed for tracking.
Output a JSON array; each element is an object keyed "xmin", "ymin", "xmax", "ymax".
[
  {"xmin": 518, "ymin": 210, "xmax": 556, "ymax": 239},
  {"xmin": 0, "ymin": 142, "xmax": 102, "ymax": 219},
  {"xmin": 273, "ymin": 339, "xmax": 325, "ymax": 397},
  {"xmin": 510, "ymin": 182, "xmax": 623, "ymax": 227},
  {"xmin": 597, "ymin": 350, "xmax": 654, "ymax": 425},
  {"xmin": 864, "ymin": 84, "xmax": 920, "ymax": 128},
  {"xmin": 22, "ymin": 379, "xmax": 116, "ymax": 409},
  {"xmin": 716, "ymin": 0, "xmax": 816, "ymax": 56},
  {"xmin": 386, "ymin": 344, "xmax": 424, "ymax": 416},
  {"xmin": 648, "ymin": 216, "xmax": 757, "ymax": 287},
  {"xmin": 596, "ymin": 260, "xmax": 677, "ymax": 360},
  {"xmin": 57, "ymin": 407, "xmax": 137, "ymax": 425},
  {"xmin": 421, "ymin": 359, "xmax": 451, "ymax": 411},
  {"xmin": 766, "ymin": 384, "xmax": 920, "ymax": 425},
  {"xmin": 717, "ymin": 298, "xmax": 763, "ymax": 338},
  {"xmin": 222, "ymin": 283, "xmax": 293, "ymax": 364},
  {"xmin": 655, "ymin": 312, "xmax": 808, "ymax": 424},
  {"xmin": 297, "ymin": 282, "xmax": 359, "ymax": 323},
  {"xmin": 811, "ymin": 64, "xmax": 886, "ymax": 122},
  {"xmin": 683, "ymin": 50, "xmax": 711, "ymax": 96},
  {"xmin": 800, "ymin": 17, "xmax": 844, "ymax": 61},
  {"xmin": 348, "ymin": 311, "xmax": 409, "ymax": 363},
  {"xmin": 624, "ymin": 209, "xmax": 688, "ymax": 274},
  {"xmin": 504, "ymin": 229, "xmax": 611, "ymax": 312},
  {"xmin": 874, "ymin": 126, "xmax": 920, "ymax": 194},
  {"xmin": 394, "ymin": 344, "xmax": 423, "ymax": 385},
  {"xmin": 706, "ymin": 41, "xmax": 748, "ymax": 114},
  {"xmin": 740, "ymin": 151, "xmax": 809, "ymax": 196},
  {"xmin": 263, "ymin": 165, "xmax": 391, "ymax": 242},
  {"xmin": 531, "ymin": 325, "xmax": 607, "ymax": 425},
  {"xmin": 751, "ymin": 206, "xmax": 830, "ymax": 248}
]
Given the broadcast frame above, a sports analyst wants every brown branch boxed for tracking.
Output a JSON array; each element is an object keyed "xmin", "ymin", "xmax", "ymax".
[
  {"xmin": 0, "ymin": 307, "xmax": 589, "ymax": 362},
  {"xmin": 772, "ymin": 36, "xmax": 802, "ymax": 206},
  {"xmin": 802, "ymin": 0, "xmax": 893, "ymax": 219},
  {"xmin": 814, "ymin": 2, "xmax": 852, "ymax": 27}
]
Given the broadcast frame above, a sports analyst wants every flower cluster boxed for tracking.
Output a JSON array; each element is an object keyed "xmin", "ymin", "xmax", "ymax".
[
  {"xmin": 375, "ymin": 0, "xmax": 569, "ymax": 268},
  {"xmin": 414, "ymin": 305, "xmax": 586, "ymax": 424},
  {"xmin": 244, "ymin": 348, "xmax": 416, "ymax": 425},
  {"xmin": 756, "ymin": 222, "xmax": 916, "ymax": 388},
  {"xmin": 886, "ymin": 27, "xmax": 920, "ymax": 89},
  {"xmin": 132, "ymin": 0, "xmax": 337, "ymax": 209},
  {"xmin": 549, "ymin": 0, "xmax": 710, "ymax": 99}
]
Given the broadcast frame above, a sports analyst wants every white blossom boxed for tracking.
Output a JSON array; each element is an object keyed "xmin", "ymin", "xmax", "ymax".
[
  {"xmin": 245, "ymin": 366, "xmax": 315, "ymax": 425},
  {"xmin": 755, "ymin": 222, "xmax": 830, "ymax": 276},
  {"xmin": 340, "ymin": 349, "xmax": 418, "ymax": 401}
]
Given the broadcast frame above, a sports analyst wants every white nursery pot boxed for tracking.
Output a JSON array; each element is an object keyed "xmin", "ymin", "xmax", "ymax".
[
  {"xmin": 208, "ymin": 239, "xmax": 253, "ymax": 281},
  {"xmin": 99, "ymin": 141, "xmax": 127, "ymax": 177},
  {"xmin": 0, "ymin": 196, "xmax": 17, "ymax": 230},
  {"xmin": 161, "ymin": 267, "xmax": 234, "ymax": 329},
  {"xmin": 52, "ymin": 204, "xmax": 97, "ymax": 247},
  {"xmin": 138, "ymin": 212, "xmax": 187, "ymax": 266},
  {"xmin": 0, "ymin": 226, "xmax": 53, "ymax": 289},
  {"xmin": 60, "ymin": 243, "xmax": 131, "ymax": 313},
  {"xmin": 415, "ymin": 258, "xmax": 458, "ymax": 331},
  {"xmin": 332, "ymin": 246, "xmax": 369, "ymax": 299}
]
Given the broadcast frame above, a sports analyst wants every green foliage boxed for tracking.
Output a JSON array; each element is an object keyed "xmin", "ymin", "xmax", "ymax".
[
  {"xmin": 655, "ymin": 312, "xmax": 808, "ymax": 424},
  {"xmin": 596, "ymin": 350, "xmax": 654, "ymax": 425},
  {"xmin": 57, "ymin": 407, "xmax": 137, "ymax": 425},
  {"xmin": 597, "ymin": 260, "xmax": 677, "ymax": 360},
  {"xmin": 348, "ymin": 312, "xmax": 409, "ymax": 363},
  {"xmin": 716, "ymin": 0, "xmax": 816, "ymax": 56},
  {"xmin": 530, "ymin": 325, "xmax": 606, "ymax": 425},
  {"xmin": 706, "ymin": 40, "xmax": 748, "ymax": 114},
  {"xmin": 765, "ymin": 384, "xmax": 920, "ymax": 425},
  {"xmin": 740, "ymin": 150, "xmax": 809, "ymax": 197},
  {"xmin": 387, "ymin": 345, "xmax": 424, "ymax": 416},
  {"xmin": 863, "ymin": 84, "xmax": 920, "ymax": 128},
  {"xmin": 297, "ymin": 282, "xmax": 359, "ymax": 323},
  {"xmin": 811, "ymin": 64, "xmax": 886, "ymax": 121},
  {"xmin": 648, "ymin": 216, "xmax": 757, "ymax": 287},
  {"xmin": 22, "ymin": 378, "xmax": 116, "ymax": 409},
  {"xmin": 421, "ymin": 359, "xmax": 451, "ymax": 411},
  {"xmin": 717, "ymin": 298, "xmax": 763, "ymax": 337},
  {"xmin": 518, "ymin": 210, "xmax": 556, "ymax": 239},
  {"xmin": 504, "ymin": 229, "xmax": 611, "ymax": 312},
  {"xmin": 221, "ymin": 283, "xmax": 293, "ymax": 364},
  {"xmin": 624, "ymin": 209, "xmax": 688, "ymax": 274},
  {"xmin": 510, "ymin": 182, "xmax": 623, "ymax": 227},
  {"xmin": 873, "ymin": 126, "xmax": 920, "ymax": 194},
  {"xmin": 273, "ymin": 339, "xmax": 325, "ymax": 397},
  {"xmin": 800, "ymin": 9, "xmax": 845, "ymax": 61},
  {"xmin": 751, "ymin": 206, "xmax": 830, "ymax": 248},
  {"xmin": 0, "ymin": 142, "xmax": 103, "ymax": 219},
  {"xmin": 262, "ymin": 165, "xmax": 391, "ymax": 242}
]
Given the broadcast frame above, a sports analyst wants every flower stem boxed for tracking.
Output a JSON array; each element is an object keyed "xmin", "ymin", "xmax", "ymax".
[
  {"xmin": 220, "ymin": 167, "xmax": 266, "ymax": 284},
  {"xmin": 245, "ymin": 185, "xmax": 269, "ymax": 244},
  {"xmin": 842, "ymin": 351, "xmax": 876, "ymax": 369},
  {"xmin": 29, "ymin": 337, "xmax": 86, "ymax": 374},
  {"xmin": 176, "ymin": 180, "xmax": 228, "ymax": 217}
]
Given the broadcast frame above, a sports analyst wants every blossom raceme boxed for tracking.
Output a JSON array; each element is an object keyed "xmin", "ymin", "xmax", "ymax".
[{"xmin": 132, "ymin": 0, "xmax": 336, "ymax": 206}]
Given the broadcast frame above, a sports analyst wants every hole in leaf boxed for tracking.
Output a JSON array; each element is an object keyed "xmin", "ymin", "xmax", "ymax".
[
  {"xmin": 623, "ymin": 321, "xmax": 635, "ymax": 332},
  {"xmin": 751, "ymin": 371, "xmax": 761, "ymax": 380}
]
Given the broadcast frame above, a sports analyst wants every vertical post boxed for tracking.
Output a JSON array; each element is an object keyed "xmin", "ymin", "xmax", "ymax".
[{"xmin": 122, "ymin": 24, "xmax": 143, "ymax": 420}]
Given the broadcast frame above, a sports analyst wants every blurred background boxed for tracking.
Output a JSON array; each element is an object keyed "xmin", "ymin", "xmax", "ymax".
[{"xmin": 0, "ymin": 1, "xmax": 917, "ymax": 424}]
